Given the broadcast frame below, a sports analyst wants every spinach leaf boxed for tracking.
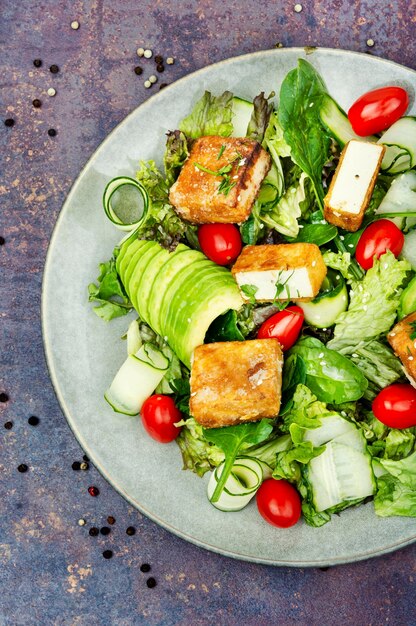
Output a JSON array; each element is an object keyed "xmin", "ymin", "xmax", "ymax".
[
  {"xmin": 88, "ymin": 258, "xmax": 133, "ymax": 321},
  {"xmin": 278, "ymin": 59, "xmax": 331, "ymax": 210},
  {"xmin": 203, "ymin": 419, "xmax": 273, "ymax": 502},
  {"xmin": 289, "ymin": 337, "xmax": 368, "ymax": 403},
  {"xmin": 287, "ymin": 222, "xmax": 337, "ymax": 246},
  {"xmin": 179, "ymin": 91, "xmax": 234, "ymax": 139},
  {"xmin": 205, "ymin": 309, "xmax": 245, "ymax": 343}
]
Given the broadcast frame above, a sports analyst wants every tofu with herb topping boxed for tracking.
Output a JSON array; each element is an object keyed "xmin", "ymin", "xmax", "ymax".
[
  {"xmin": 387, "ymin": 312, "xmax": 416, "ymax": 385},
  {"xmin": 231, "ymin": 243, "xmax": 327, "ymax": 302},
  {"xmin": 169, "ymin": 136, "xmax": 271, "ymax": 224},
  {"xmin": 324, "ymin": 139, "xmax": 385, "ymax": 232},
  {"xmin": 189, "ymin": 339, "xmax": 283, "ymax": 428}
]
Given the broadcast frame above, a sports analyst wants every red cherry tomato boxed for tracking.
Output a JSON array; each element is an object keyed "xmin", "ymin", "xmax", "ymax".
[
  {"xmin": 141, "ymin": 395, "xmax": 182, "ymax": 443},
  {"xmin": 348, "ymin": 86, "xmax": 409, "ymax": 136},
  {"xmin": 257, "ymin": 306, "xmax": 304, "ymax": 351},
  {"xmin": 372, "ymin": 384, "xmax": 416, "ymax": 429},
  {"xmin": 256, "ymin": 478, "xmax": 301, "ymax": 528},
  {"xmin": 198, "ymin": 223, "xmax": 242, "ymax": 265},
  {"xmin": 355, "ymin": 219, "xmax": 404, "ymax": 270}
]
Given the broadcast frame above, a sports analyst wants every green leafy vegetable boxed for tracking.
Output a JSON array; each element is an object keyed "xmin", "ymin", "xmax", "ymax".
[
  {"xmin": 179, "ymin": 91, "xmax": 234, "ymax": 139},
  {"xmin": 175, "ymin": 418, "xmax": 224, "ymax": 477},
  {"xmin": 288, "ymin": 222, "xmax": 337, "ymax": 246},
  {"xmin": 278, "ymin": 59, "xmax": 331, "ymax": 210},
  {"xmin": 264, "ymin": 111, "xmax": 291, "ymax": 158},
  {"xmin": 259, "ymin": 172, "xmax": 312, "ymax": 238},
  {"xmin": 205, "ymin": 309, "xmax": 245, "ymax": 342},
  {"xmin": 328, "ymin": 251, "xmax": 411, "ymax": 354},
  {"xmin": 322, "ymin": 250, "xmax": 355, "ymax": 281},
  {"xmin": 88, "ymin": 258, "xmax": 133, "ymax": 320},
  {"xmin": 164, "ymin": 130, "xmax": 189, "ymax": 186},
  {"xmin": 203, "ymin": 420, "xmax": 274, "ymax": 502},
  {"xmin": 170, "ymin": 377, "xmax": 191, "ymax": 417},
  {"xmin": 240, "ymin": 284, "xmax": 258, "ymax": 304},
  {"xmin": 348, "ymin": 340, "xmax": 404, "ymax": 400},
  {"xmin": 289, "ymin": 337, "xmax": 368, "ymax": 403},
  {"xmin": 247, "ymin": 92, "xmax": 273, "ymax": 143},
  {"xmin": 384, "ymin": 429, "xmax": 415, "ymax": 460},
  {"xmin": 375, "ymin": 451, "xmax": 416, "ymax": 517}
]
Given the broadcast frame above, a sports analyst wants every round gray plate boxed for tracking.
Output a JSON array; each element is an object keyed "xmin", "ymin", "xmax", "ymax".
[{"xmin": 42, "ymin": 48, "xmax": 416, "ymax": 567}]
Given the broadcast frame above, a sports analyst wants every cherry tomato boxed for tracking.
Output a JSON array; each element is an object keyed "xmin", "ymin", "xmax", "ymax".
[
  {"xmin": 372, "ymin": 384, "xmax": 416, "ymax": 429},
  {"xmin": 256, "ymin": 478, "xmax": 301, "ymax": 528},
  {"xmin": 348, "ymin": 86, "xmax": 409, "ymax": 136},
  {"xmin": 257, "ymin": 306, "xmax": 304, "ymax": 351},
  {"xmin": 355, "ymin": 219, "xmax": 404, "ymax": 270},
  {"xmin": 198, "ymin": 223, "xmax": 242, "ymax": 265},
  {"xmin": 141, "ymin": 395, "xmax": 182, "ymax": 443}
]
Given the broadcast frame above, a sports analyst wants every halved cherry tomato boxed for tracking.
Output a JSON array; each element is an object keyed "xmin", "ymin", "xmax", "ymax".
[
  {"xmin": 348, "ymin": 86, "xmax": 409, "ymax": 136},
  {"xmin": 256, "ymin": 478, "xmax": 301, "ymax": 528},
  {"xmin": 372, "ymin": 383, "xmax": 416, "ymax": 429},
  {"xmin": 355, "ymin": 219, "xmax": 404, "ymax": 270},
  {"xmin": 257, "ymin": 306, "xmax": 304, "ymax": 351},
  {"xmin": 141, "ymin": 395, "xmax": 182, "ymax": 443},
  {"xmin": 198, "ymin": 223, "xmax": 242, "ymax": 265}
]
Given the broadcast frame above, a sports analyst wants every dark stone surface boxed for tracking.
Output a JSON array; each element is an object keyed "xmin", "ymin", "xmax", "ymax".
[{"xmin": 1, "ymin": 1, "xmax": 416, "ymax": 624}]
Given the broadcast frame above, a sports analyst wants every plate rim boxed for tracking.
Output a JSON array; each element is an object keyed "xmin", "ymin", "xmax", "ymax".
[{"xmin": 42, "ymin": 46, "xmax": 416, "ymax": 567}]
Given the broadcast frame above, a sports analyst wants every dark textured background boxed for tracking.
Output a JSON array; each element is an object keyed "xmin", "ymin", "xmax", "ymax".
[{"xmin": 2, "ymin": 1, "xmax": 416, "ymax": 624}]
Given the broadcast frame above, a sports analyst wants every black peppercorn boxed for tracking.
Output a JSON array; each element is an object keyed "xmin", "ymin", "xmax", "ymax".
[
  {"xmin": 140, "ymin": 563, "xmax": 151, "ymax": 573},
  {"xmin": 0, "ymin": 393, "xmax": 9, "ymax": 402},
  {"xmin": 156, "ymin": 64, "xmax": 164, "ymax": 73},
  {"xmin": 100, "ymin": 527, "xmax": 110, "ymax": 536},
  {"xmin": 48, "ymin": 128, "xmax": 57, "ymax": 137},
  {"xmin": 0, "ymin": 236, "xmax": 5, "ymax": 245},
  {"xmin": 154, "ymin": 55, "xmax": 163, "ymax": 64},
  {"xmin": 32, "ymin": 99, "xmax": 42, "ymax": 108},
  {"xmin": 83, "ymin": 454, "xmax": 89, "ymax": 462},
  {"xmin": 103, "ymin": 550, "xmax": 113, "ymax": 559},
  {"xmin": 126, "ymin": 526, "xmax": 136, "ymax": 536},
  {"xmin": 72, "ymin": 461, "xmax": 81, "ymax": 471},
  {"xmin": 134, "ymin": 66, "xmax": 143, "ymax": 75},
  {"xmin": 17, "ymin": 464, "xmax": 28, "ymax": 473},
  {"xmin": 107, "ymin": 516, "xmax": 116, "ymax": 525},
  {"xmin": 4, "ymin": 421, "xmax": 13, "ymax": 430},
  {"xmin": 146, "ymin": 577, "xmax": 157, "ymax": 588},
  {"xmin": 4, "ymin": 119, "xmax": 15, "ymax": 127},
  {"xmin": 89, "ymin": 527, "xmax": 99, "ymax": 537},
  {"xmin": 49, "ymin": 64, "xmax": 59, "ymax": 74},
  {"xmin": 28, "ymin": 416, "xmax": 40, "ymax": 426},
  {"xmin": 33, "ymin": 59, "xmax": 42, "ymax": 68}
]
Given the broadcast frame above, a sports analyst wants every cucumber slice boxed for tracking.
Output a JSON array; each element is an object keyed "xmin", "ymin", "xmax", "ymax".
[
  {"xmin": 401, "ymin": 229, "xmax": 416, "ymax": 270},
  {"xmin": 399, "ymin": 275, "xmax": 416, "ymax": 318},
  {"xmin": 103, "ymin": 176, "xmax": 149, "ymax": 231},
  {"xmin": 378, "ymin": 116, "xmax": 416, "ymax": 174},
  {"xmin": 307, "ymin": 441, "xmax": 375, "ymax": 512},
  {"xmin": 298, "ymin": 271, "xmax": 348, "ymax": 328},
  {"xmin": 104, "ymin": 343, "xmax": 169, "ymax": 416},
  {"xmin": 207, "ymin": 456, "xmax": 263, "ymax": 512},
  {"xmin": 303, "ymin": 414, "xmax": 357, "ymax": 447},
  {"xmin": 319, "ymin": 94, "xmax": 376, "ymax": 147},
  {"xmin": 375, "ymin": 170, "xmax": 416, "ymax": 230},
  {"xmin": 231, "ymin": 97, "xmax": 254, "ymax": 137},
  {"xmin": 126, "ymin": 319, "xmax": 142, "ymax": 355}
]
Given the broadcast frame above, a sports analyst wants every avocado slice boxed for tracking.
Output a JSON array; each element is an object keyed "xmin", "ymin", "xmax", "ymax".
[
  {"xmin": 117, "ymin": 238, "xmax": 149, "ymax": 278},
  {"xmin": 123, "ymin": 241, "xmax": 156, "ymax": 287},
  {"xmin": 126, "ymin": 244, "xmax": 163, "ymax": 319}
]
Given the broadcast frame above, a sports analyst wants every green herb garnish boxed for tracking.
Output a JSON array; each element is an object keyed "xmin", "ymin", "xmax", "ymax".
[
  {"xmin": 194, "ymin": 151, "xmax": 243, "ymax": 197},
  {"xmin": 409, "ymin": 321, "xmax": 416, "ymax": 341},
  {"xmin": 240, "ymin": 284, "xmax": 258, "ymax": 305},
  {"xmin": 217, "ymin": 144, "xmax": 226, "ymax": 160}
]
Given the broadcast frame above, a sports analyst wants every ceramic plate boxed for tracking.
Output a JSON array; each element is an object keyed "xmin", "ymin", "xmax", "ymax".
[{"xmin": 42, "ymin": 48, "xmax": 416, "ymax": 566}]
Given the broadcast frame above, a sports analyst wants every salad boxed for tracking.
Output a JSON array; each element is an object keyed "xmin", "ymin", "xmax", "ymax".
[{"xmin": 88, "ymin": 59, "xmax": 416, "ymax": 529}]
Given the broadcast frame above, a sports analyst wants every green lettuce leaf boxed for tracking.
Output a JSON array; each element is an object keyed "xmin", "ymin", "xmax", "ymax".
[
  {"xmin": 384, "ymin": 429, "xmax": 415, "ymax": 460},
  {"xmin": 179, "ymin": 91, "xmax": 234, "ymax": 139},
  {"xmin": 348, "ymin": 340, "xmax": 404, "ymax": 400},
  {"xmin": 322, "ymin": 250, "xmax": 356, "ymax": 282},
  {"xmin": 375, "ymin": 451, "xmax": 416, "ymax": 517},
  {"xmin": 259, "ymin": 172, "xmax": 312, "ymax": 238},
  {"xmin": 264, "ymin": 110, "xmax": 291, "ymax": 158},
  {"xmin": 175, "ymin": 418, "xmax": 224, "ymax": 477},
  {"xmin": 88, "ymin": 257, "xmax": 133, "ymax": 320},
  {"xmin": 164, "ymin": 130, "xmax": 189, "ymax": 186},
  {"xmin": 247, "ymin": 92, "xmax": 273, "ymax": 143},
  {"xmin": 328, "ymin": 251, "xmax": 411, "ymax": 354}
]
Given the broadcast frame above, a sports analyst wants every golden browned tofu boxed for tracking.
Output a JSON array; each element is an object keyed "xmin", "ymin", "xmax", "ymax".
[
  {"xmin": 387, "ymin": 312, "xmax": 416, "ymax": 384},
  {"xmin": 169, "ymin": 136, "xmax": 271, "ymax": 224},
  {"xmin": 231, "ymin": 243, "xmax": 327, "ymax": 302},
  {"xmin": 189, "ymin": 339, "xmax": 283, "ymax": 428},
  {"xmin": 324, "ymin": 140, "xmax": 385, "ymax": 232}
]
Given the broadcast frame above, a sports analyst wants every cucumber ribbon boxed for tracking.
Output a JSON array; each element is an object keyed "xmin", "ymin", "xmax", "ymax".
[{"xmin": 103, "ymin": 176, "xmax": 149, "ymax": 231}]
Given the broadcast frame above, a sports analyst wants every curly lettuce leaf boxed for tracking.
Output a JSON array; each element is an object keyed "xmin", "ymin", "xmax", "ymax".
[
  {"xmin": 260, "ymin": 172, "xmax": 312, "ymax": 238},
  {"xmin": 88, "ymin": 258, "xmax": 133, "ymax": 320},
  {"xmin": 264, "ymin": 110, "xmax": 291, "ymax": 158},
  {"xmin": 164, "ymin": 130, "xmax": 189, "ymax": 186},
  {"xmin": 384, "ymin": 429, "xmax": 415, "ymax": 460},
  {"xmin": 247, "ymin": 92, "xmax": 273, "ymax": 144},
  {"xmin": 179, "ymin": 91, "xmax": 234, "ymax": 139},
  {"xmin": 175, "ymin": 418, "xmax": 224, "ymax": 477},
  {"xmin": 348, "ymin": 340, "xmax": 404, "ymax": 400},
  {"xmin": 328, "ymin": 251, "xmax": 411, "ymax": 353},
  {"xmin": 375, "ymin": 451, "xmax": 416, "ymax": 517}
]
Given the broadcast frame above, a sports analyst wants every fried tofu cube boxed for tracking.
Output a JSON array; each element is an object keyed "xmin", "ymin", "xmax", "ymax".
[
  {"xmin": 324, "ymin": 140, "xmax": 385, "ymax": 232},
  {"xmin": 387, "ymin": 312, "xmax": 416, "ymax": 385},
  {"xmin": 169, "ymin": 136, "xmax": 271, "ymax": 224},
  {"xmin": 189, "ymin": 339, "xmax": 283, "ymax": 428},
  {"xmin": 231, "ymin": 243, "xmax": 327, "ymax": 302}
]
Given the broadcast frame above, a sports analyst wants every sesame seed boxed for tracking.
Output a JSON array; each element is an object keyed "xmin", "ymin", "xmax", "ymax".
[
  {"xmin": 137, "ymin": 47, "xmax": 145, "ymax": 57},
  {"xmin": 294, "ymin": 3, "xmax": 303, "ymax": 12},
  {"xmin": 166, "ymin": 57, "xmax": 175, "ymax": 65},
  {"xmin": 318, "ymin": 352, "xmax": 324, "ymax": 358},
  {"xmin": 149, "ymin": 75, "xmax": 157, "ymax": 84},
  {"xmin": 363, "ymin": 305, "xmax": 368, "ymax": 311},
  {"xmin": 348, "ymin": 244, "xmax": 354, "ymax": 248},
  {"xmin": 83, "ymin": 454, "xmax": 89, "ymax": 462},
  {"xmin": 144, "ymin": 49, "xmax": 153, "ymax": 59},
  {"xmin": 339, "ymin": 235, "xmax": 344, "ymax": 240},
  {"xmin": 366, "ymin": 38, "xmax": 375, "ymax": 47},
  {"xmin": 409, "ymin": 356, "xmax": 414, "ymax": 361},
  {"xmin": 71, "ymin": 20, "xmax": 80, "ymax": 30},
  {"xmin": 322, "ymin": 328, "xmax": 327, "ymax": 331},
  {"xmin": 47, "ymin": 87, "xmax": 56, "ymax": 97},
  {"xmin": 144, "ymin": 80, "xmax": 151, "ymax": 89},
  {"xmin": 352, "ymin": 353, "xmax": 359, "ymax": 358},
  {"xmin": 312, "ymin": 261, "xmax": 316, "ymax": 267},
  {"xmin": 341, "ymin": 411, "xmax": 347, "ymax": 417},
  {"xmin": 78, "ymin": 518, "xmax": 86, "ymax": 526},
  {"xmin": 384, "ymin": 263, "xmax": 388, "ymax": 269},
  {"xmin": 320, "ymin": 361, "xmax": 326, "ymax": 366},
  {"xmin": 156, "ymin": 63, "xmax": 165, "ymax": 73},
  {"xmin": 389, "ymin": 332, "xmax": 396, "ymax": 337}
]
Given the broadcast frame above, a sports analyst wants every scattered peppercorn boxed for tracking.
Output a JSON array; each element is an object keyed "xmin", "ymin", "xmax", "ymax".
[
  {"xmin": 33, "ymin": 59, "xmax": 42, "ymax": 68},
  {"xmin": 107, "ymin": 516, "xmax": 116, "ymax": 525},
  {"xmin": 0, "ymin": 393, "xmax": 9, "ymax": 402},
  {"xmin": 17, "ymin": 464, "xmax": 28, "ymax": 473},
  {"xmin": 100, "ymin": 526, "xmax": 110, "ymax": 536},
  {"xmin": 72, "ymin": 461, "xmax": 81, "ymax": 471},
  {"xmin": 146, "ymin": 577, "xmax": 157, "ymax": 588},
  {"xmin": 156, "ymin": 64, "xmax": 164, "ymax": 73},
  {"xmin": 166, "ymin": 57, "xmax": 174, "ymax": 65},
  {"xmin": 0, "ymin": 236, "xmax": 5, "ymax": 245},
  {"xmin": 28, "ymin": 415, "xmax": 40, "ymax": 426},
  {"xmin": 32, "ymin": 99, "xmax": 42, "ymax": 108},
  {"xmin": 47, "ymin": 88, "xmax": 56, "ymax": 97},
  {"xmin": 4, "ymin": 119, "xmax": 15, "ymax": 128},
  {"xmin": 89, "ymin": 527, "xmax": 99, "ymax": 536},
  {"xmin": 154, "ymin": 55, "xmax": 163, "ymax": 64},
  {"xmin": 50, "ymin": 64, "xmax": 59, "ymax": 74},
  {"xmin": 159, "ymin": 83, "xmax": 168, "ymax": 90},
  {"xmin": 4, "ymin": 421, "xmax": 13, "ymax": 430},
  {"xmin": 126, "ymin": 526, "xmax": 136, "ymax": 536},
  {"xmin": 140, "ymin": 563, "xmax": 151, "ymax": 573},
  {"xmin": 144, "ymin": 49, "xmax": 153, "ymax": 59},
  {"xmin": 48, "ymin": 128, "xmax": 57, "ymax": 137},
  {"xmin": 88, "ymin": 486, "xmax": 99, "ymax": 497},
  {"xmin": 103, "ymin": 550, "xmax": 113, "ymax": 559},
  {"xmin": 134, "ymin": 66, "xmax": 143, "ymax": 75},
  {"xmin": 78, "ymin": 518, "xmax": 86, "ymax": 526},
  {"xmin": 83, "ymin": 454, "xmax": 89, "ymax": 462},
  {"xmin": 80, "ymin": 462, "xmax": 89, "ymax": 470}
]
